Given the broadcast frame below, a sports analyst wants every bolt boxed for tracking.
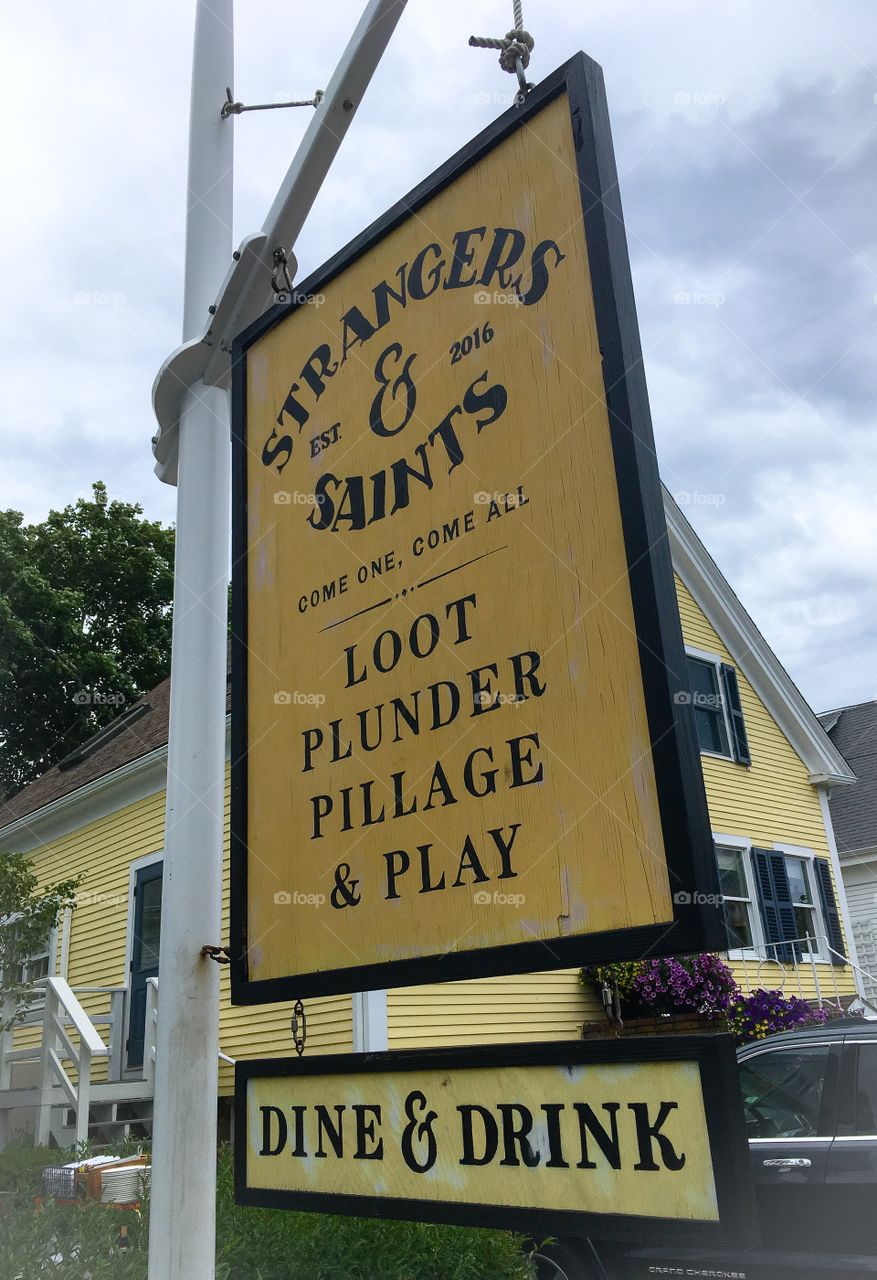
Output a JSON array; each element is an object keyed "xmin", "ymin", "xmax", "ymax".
[{"xmin": 343, "ymin": 98, "xmax": 354, "ymax": 111}]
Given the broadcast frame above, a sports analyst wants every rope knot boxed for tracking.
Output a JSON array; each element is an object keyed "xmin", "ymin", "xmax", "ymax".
[{"xmin": 498, "ymin": 28, "xmax": 534, "ymax": 73}]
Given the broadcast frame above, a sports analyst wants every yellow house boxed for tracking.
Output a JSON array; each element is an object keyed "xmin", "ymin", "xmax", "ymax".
[{"xmin": 0, "ymin": 491, "xmax": 860, "ymax": 1147}]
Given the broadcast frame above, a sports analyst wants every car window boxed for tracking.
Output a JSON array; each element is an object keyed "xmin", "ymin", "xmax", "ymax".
[
  {"xmin": 738, "ymin": 1044, "xmax": 830, "ymax": 1139},
  {"xmin": 854, "ymin": 1043, "xmax": 877, "ymax": 1135}
]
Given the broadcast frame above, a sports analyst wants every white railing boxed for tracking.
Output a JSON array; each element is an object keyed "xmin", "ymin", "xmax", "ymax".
[
  {"xmin": 36, "ymin": 977, "xmax": 110, "ymax": 1145},
  {"xmin": 0, "ymin": 976, "xmax": 239, "ymax": 1150},
  {"xmin": 0, "ymin": 977, "xmax": 149, "ymax": 1148},
  {"xmin": 737, "ymin": 933, "xmax": 877, "ymax": 1014},
  {"xmin": 144, "ymin": 977, "xmax": 159, "ymax": 1089}
]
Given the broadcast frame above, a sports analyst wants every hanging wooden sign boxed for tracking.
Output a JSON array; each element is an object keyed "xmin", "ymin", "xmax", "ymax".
[
  {"xmin": 235, "ymin": 1036, "xmax": 755, "ymax": 1244},
  {"xmin": 230, "ymin": 52, "xmax": 720, "ymax": 1004}
]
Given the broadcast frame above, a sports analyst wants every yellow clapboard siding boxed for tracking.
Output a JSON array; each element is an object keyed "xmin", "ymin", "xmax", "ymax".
[
  {"xmin": 16, "ymin": 785, "xmax": 352, "ymax": 1096},
  {"xmin": 11, "ymin": 571, "xmax": 852, "ymax": 1073},
  {"xmin": 387, "ymin": 579, "xmax": 856, "ymax": 1049},
  {"xmin": 676, "ymin": 574, "xmax": 854, "ymax": 996}
]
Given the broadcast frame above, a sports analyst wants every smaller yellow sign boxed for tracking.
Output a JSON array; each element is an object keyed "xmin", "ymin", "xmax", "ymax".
[{"xmin": 235, "ymin": 1038, "xmax": 753, "ymax": 1243}]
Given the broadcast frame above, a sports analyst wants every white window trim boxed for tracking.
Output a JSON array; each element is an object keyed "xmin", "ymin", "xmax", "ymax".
[
  {"xmin": 772, "ymin": 842, "xmax": 831, "ymax": 963},
  {"xmin": 713, "ymin": 833, "xmax": 762, "ymax": 960},
  {"xmin": 685, "ymin": 645, "xmax": 737, "ymax": 762},
  {"xmin": 123, "ymin": 851, "xmax": 163, "ymax": 1075}
]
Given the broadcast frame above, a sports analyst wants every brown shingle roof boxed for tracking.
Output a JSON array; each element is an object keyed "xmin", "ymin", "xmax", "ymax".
[{"xmin": 0, "ymin": 677, "xmax": 173, "ymax": 829}]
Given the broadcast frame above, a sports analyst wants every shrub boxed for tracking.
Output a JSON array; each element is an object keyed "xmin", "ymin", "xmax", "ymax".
[
  {"xmin": 583, "ymin": 956, "xmax": 833, "ymax": 1045},
  {"xmin": 728, "ymin": 988, "xmax": 830, "ymax": 1042},
  {"xmin": 0, "ymin": 1142, "xmax": 533, "ymax": 1279},
  {"xmin": 213, "ymin": 1146, "xmax": 532, "ymax": 1280},
  {"xmin": 584, "ymin": 954, "xmax": 738, "ymax": 1020},
  {"xmin": 630, "ymin": 954, "xmax": 738, "ymax": 1017},
  {"xmin": 0, "ymin": 1142, "xmax": 67, "ymax": 1210}
]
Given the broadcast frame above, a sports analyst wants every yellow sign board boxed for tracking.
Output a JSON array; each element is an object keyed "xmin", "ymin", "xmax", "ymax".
[
  {"xmin": 235, "ymin": 1038, "xmax": 754, "ymax": 1243},
  {"xmin": 231, "ymin": 56, "xmax": 719, "ymax": 1002}
]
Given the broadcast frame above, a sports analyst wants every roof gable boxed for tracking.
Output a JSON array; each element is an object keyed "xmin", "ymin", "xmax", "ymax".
[{"xmin": 664, "ymin": 488, "xmax": 854, "ymax": 788}]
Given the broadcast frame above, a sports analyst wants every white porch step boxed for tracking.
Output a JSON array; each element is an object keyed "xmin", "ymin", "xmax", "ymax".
[{"xmin": 0, "ymin": 1079, "xmax": 153, "ymax": 1111}]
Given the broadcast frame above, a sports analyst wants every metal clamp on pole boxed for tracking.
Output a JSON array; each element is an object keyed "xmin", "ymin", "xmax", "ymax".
[{"xmin": 271, "ymin": 247, "xmax": 294, "ymax": 301}]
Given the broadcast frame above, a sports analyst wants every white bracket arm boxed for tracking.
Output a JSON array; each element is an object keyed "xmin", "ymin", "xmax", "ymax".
[{"xmin": 151, "ymin": 0, "xmax": 408, "ymax": 486}]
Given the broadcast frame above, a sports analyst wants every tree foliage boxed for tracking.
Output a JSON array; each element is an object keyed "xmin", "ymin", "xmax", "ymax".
[
  {"xmin": 0, "ymin": 851, "xmax": 81, "ymax": 1027},
  {"xmin": 0, "ymin": 483, "xmax": 175, "ymax": 796}
]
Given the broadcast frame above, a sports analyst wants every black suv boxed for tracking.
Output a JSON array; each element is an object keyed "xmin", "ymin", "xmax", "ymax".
[{"xmin": 535, "ymin": 1019, "xmax": 877, "ymax": 1280}]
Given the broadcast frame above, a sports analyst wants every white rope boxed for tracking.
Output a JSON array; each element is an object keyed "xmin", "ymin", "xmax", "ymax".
[{"xmin": 469, "ymin": 1, "xmax": 534, "ymax": 101}]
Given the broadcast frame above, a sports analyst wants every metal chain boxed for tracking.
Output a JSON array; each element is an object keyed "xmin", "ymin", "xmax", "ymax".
[
  {"xmin": 291, "ymin": 998, "xmax": 307, "ymax": 1056},
  {"xmin": 469, "ymin": 1, "xmax": 534, "ymax": 104}
]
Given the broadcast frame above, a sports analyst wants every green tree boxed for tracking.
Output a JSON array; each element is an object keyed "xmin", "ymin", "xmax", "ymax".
[
  {"xmin": 0, "ymin": 852, "xmax": 80, "ymax": 1028},
  {"xmin": 0, "ymin": 483, "xmax": 175, "ymax": 796}
]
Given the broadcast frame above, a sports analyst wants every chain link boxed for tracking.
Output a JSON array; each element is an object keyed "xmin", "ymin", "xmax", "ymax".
[{"xmin": 290, "ymin": 999, "xmax": 307, "ymax": 1056}]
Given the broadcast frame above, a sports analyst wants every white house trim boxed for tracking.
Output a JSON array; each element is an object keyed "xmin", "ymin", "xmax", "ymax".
[
  {"xmin": 819, "ymin": 785, "xmax": 863, "ymax": 988},
  {"xmin": 0, "ymin": 719, "xmax": 232, "ymax": 854},
  {"xmin": 664, "ymin": 489, "xmax": 854, "ymax": 787}
]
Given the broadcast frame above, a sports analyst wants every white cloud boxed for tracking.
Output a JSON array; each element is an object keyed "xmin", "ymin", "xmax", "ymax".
[{"xmin": 0, "ymin": 0, "xmax": 874, "ymax": 708}]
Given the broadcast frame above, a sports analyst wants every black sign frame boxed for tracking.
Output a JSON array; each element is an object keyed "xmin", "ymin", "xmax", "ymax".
[
  {"xmin": 230, "ymin": 50, "xmax": 723, "ymax": 1005},
  {"xmin": 235, "ymin": 1035, "xmax": 758, "ymax": 1246}
]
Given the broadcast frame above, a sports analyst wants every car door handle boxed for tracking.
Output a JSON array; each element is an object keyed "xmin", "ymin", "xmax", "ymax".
[{"xmin": 762, "ymin": 1158, "xmax": 812, "ymax": 1169}]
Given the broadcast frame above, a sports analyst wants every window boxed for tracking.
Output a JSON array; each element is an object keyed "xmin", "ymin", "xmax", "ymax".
[
  {"xmin": 716, "ymin": 845, "xmax": 756, "ymax": 950},
  {"xmin": 738, "ymin": 1044, "xmax": 831, "ymax": 1139},
  {"xmin": 0, "ymin": 919, "xmax": 53, "ymax": 986},
  {"xmin": 687, "ymin": 657, "xmax": 729, "ymax": 755},
  {"xmin": 784, "ymin": 856, "xmax": 820, "ymax": 956},
  {"xmin": 0, "ymin": 924, "xmax": 54, "ymax": 1014},
  {"xmin": 685, "ymin": 653, "xmax": 751, "ymax": 764},
  {"xmin": 14, "ymin": 942, "xmax": 51, "ymax": 985},
  {"xmin": 854, "ymin": 1044, "xmax": 877, "ymax": 1135},
  {"xmin": 751, "ymin": 848, "xmax": 845, "ymax": 964}
]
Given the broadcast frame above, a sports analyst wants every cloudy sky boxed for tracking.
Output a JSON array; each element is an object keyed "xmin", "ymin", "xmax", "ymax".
[{"xmin": 1, "ymin": 1, "xmax": 874, "ymax": 713}]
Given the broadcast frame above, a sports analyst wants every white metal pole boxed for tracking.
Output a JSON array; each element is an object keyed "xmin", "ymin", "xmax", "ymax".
[{"xmin": 148, "ymin": 2, "xmax": 233, "ymax": 1277}]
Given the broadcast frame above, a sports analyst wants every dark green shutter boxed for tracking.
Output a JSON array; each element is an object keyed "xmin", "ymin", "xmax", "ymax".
[
  {"xmin": 814, "ymin": 857, "xmax": 845, "ymax": 965},
  {"xmin": 720, "ymin": 664, "xmax": 751, "ymax": 765},
  {"xmin": 752, "ymin": 847, "xmax": 797, "ymax": 963}
]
